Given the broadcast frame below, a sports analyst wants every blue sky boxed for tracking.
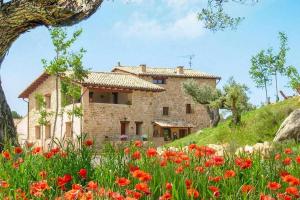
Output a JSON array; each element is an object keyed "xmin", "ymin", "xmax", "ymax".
[{"xmin": 2, "ymin": 0, "xmax": 300, "ymax": 115}]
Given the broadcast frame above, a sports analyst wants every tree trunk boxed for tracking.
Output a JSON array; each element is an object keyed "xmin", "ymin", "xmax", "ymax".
[
  {"xmin": 274, "ymin": 71, "xmax": 279, "ymax": 102},
  {"xmin": 204, "ymin": 105, "xmax": 220, "ymax": 127},
  {"xmin": 50, "ymin": 75, "xmax": 59, "ymax": 148},
  {"xmin": 264, "ymin": 78, "xmax": 269, "ymax": 104},
  {"xmin": 0, "ymin": 0, "xmax": 103, "ymax": 146},
  {"xmin": 0, "ymin": 78, "xmax": 18, "ymax": 150}
]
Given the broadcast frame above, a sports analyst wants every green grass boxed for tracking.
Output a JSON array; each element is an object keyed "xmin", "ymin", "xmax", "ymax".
[{"xmin": 168, "ymin": 97, "xmax": 300, "ymax": 147}]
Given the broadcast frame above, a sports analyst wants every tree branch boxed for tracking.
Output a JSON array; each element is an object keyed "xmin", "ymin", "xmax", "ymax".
[{"xmin": 0, "ymin": 0, "xmax": 104, "ymax": 63}]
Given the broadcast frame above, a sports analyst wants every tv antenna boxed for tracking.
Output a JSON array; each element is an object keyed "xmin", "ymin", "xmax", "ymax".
[{"xmin": 180, "ymin": 54, "xmax": 195, "ymax": 69}]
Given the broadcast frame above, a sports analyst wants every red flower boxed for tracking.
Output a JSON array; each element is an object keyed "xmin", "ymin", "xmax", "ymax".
[
  {"xmin": 283, "ymin": 157, "xmax": 292, "ymax": 165},
  {"xmin": 124, "ymin": 147, "xmax": 130, "ymax": 155},
  {"xmin": 32, "ymin": 147, "xmax": 42, "ymax": 154},
  {"xmin": 275, "ymin": 154, "xmax": 281, "ymax": 160},
  {"xmin": 282, "ymin": 175, "xmax": 300, "ymax": 186},
  {"xmin": 187, "ymin": 188, "xmax": 199, "ymax": 199},
  {"xmin": 224, "ymin": 170, "xmax": 235, "ymax": 178},
  {"xmin": 241, "ymin": 185, "xmax": 255, "ymax": 193},
  {"xmin": 260, "ymin": 194, "xmax": 275, "ymax": 200},
  {"xmin": 159, "ymin": 192, "xmax": 172, "ymax": 200},
  {"xmin": 208, "ymin": 176, "xmax": 222, "ymax": 183},
  {"xmin": 30, "ymin": 180, "xmax": 50, "ymax": 197},
  {"xmin": 132, "ymin": 170, "xmax": 152, "ymax": 182},
  {"xmin": 135, "ymin": 183, "xmax": 150, "ymax": 194},
  {"xmin": 185, "ymin": 179, "xmax": 192, "ymax": 189},
  {"xmin": 296, "ymin": 156, "xmax": 300, "ymax": 164},
  {"xmin": 235, "ymin": 157, "xmax": 252, "ymax": 169},
  {"xmin": 132, "ymin": 151, "xmax": 141, "ymax": 160},
  {"xmin": 87, "ymin": 181, "xmax": 98, "ymax": 191},
  {"xmin": 134, "ymin": 140, "xmax": 143, "ymax": 147},
  {"xmin": 116, "ymin": 177, "xmax": 131, "ymax": 187},
  {"xmin": 84, "ymin": 139, "xmax": 93, "ymax": 147},
  {"xmin": 2, "ymin": 151, "xmax": 10, "ymax": 160},
  {"xmin": 286, "ymin": 187, "xmax": 299, "ymax": 197},
  {"xmin": 78, "ymin": 169, "xmax": 87, "ymax": 179},
  {"xmin": 195, "ymin": 166, "xmax": 205, "ymax": 174},
  {"xmin": 14, "ymin": 147, "xmax": 23, "ymax": 154},
  {"xmin": 146, "ymin": 148, "xmax": 157, "ymax": 157},
  {"xmin": 267, "ymin": 182, "xmax": 281, "ymax": 191},
  {"xmin": 212, "ymin": 156, "xmax": 225, "ymax": 166},
  {"xmin": 277, "ymin": 193, "xmax": 292, "ymax": 200},
  {"xmin": 284, "ymin": 148, "xmax": 293, "ymax": 155},
  {"xmin": 166, "ymin": 182, "xmax": 172, "ymax": 191},
  {"xmin": 209, "ymin": 185, "xmax": 220, "ymax": 197}
]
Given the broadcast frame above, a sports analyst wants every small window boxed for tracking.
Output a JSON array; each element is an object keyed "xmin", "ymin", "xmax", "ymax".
[
  {"xmin": 35, "ymin": 126, "xmax": 41, "ymax": 139},
  {"xmin": 45, "ymin": 94, "xmax": 51, "ymax": 109},
  {"xmin": 89, "ymin": 92, "xmax": 94, "ymax": 102},
  {"xmin": 135, "ymin": 122, "xmax": 143, "ymax": 135},
  {"xmin": 163, "ymin": 107, "xmax": 169, "ymax": 116},
  {"xmin": 153, "ymin": 78, "xmax": 166, "ymax": 84},
  {"xmin": 65, "ymin": 122, "xmax": 72, "ymax": 138},
  {"xmin": 45, "ymin": 124, "xmax": 51, "ymax": 139},
  {"xmin": 186, "ymin": 104, "xmax": 192, "ymax": 114},
  {"xmin": 112, "ymin": 92, "xmax": 119, "ymax": 104}
]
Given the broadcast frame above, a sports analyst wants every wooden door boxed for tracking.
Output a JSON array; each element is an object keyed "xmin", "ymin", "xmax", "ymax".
[{"xmin": 121, "ymin": 122, "xmax": 126, "ymax": 135}]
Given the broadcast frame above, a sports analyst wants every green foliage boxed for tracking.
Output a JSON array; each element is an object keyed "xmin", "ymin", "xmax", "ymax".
[
  {"xmin": 285, "ymin": 66, "xmax": 300, "ymax": 92},
  {"xmin": 34, "ymin": 94, "xmax": 52, "ymax": 126},
  {"xmin": 249, "ymin": 32, "xmax": 291, "ymax": 102},
  {"xmin": 183, "ymin": 77, "xmax": 251, "ymax": 125},
  {"xmin": 168, "ymin": 97, "xmax": 300, "ymax": 147},
  {"xmin": 11, "ymin": 111, "xmax": 22, "ymax": 119},
  {"xmin": 198, "ymin": 0, "xmax": 258, "ymax": 31}
]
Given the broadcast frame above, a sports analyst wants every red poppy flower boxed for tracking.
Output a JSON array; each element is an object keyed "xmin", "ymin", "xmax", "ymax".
[
  {"xmin": 260, "ymin": 194, "xmax": 275, "ymax": 200},
  {"xmin": 146, "ymin": 148, "xmax": 157, "ymax": 157},
  {"xmin": 124, "ymin": 147, "xmax": 130, "ymax": 155},
  {"xmin": 235, "ymin": 158, "xmax": 252, "ymax": 169},
  {"xmin": 284, "ymin": 148, "xmax": 293, "ymax": 155},
  {"xmin": 275, "ymin": 154, "xmax": 281, "ymax": 160},
  {"xmin": 195, "ymin": 166, "xmax": 205, "ymax": 174},
  {"xmin": 187, "ymin": 188, "xmax": 199, "ymax": 199},
  {"xmin": 84, "ymin": 139, "xmax": 93, "ymax": 146},
  {"xmin": 282, "ymin": 175, "xmax": 300, "ymax": 186},
  {"xmin": 166, "ymin": 182, "xmax": 172, "ymax": 191},
  {"xmin": 286, "ymin": 187, "xmax": 299, "ymax": 196},
  {"xmin": 224, "ymin": 170, "xmax": 236, "ymax": 178},
  {"xmin": 208, "ymin": 176, "xmax": 222, "ymax": 183},
  {"xmin": 132, "ymin": 151, "xmax": 141, "ymax": 160},
  {"xmin": 116, "ymin": 177, "xmax": 131, "ymax": 187},
  {"xmin": 135, "ymin": 183, "xmax": 150, "ymax": 194},
  {"xmin": 267, "ymin": 182, "xmax": 281, "ymax": 191},
  {"xmin": 159, "ymin": 192, "xmax": 172, "ymax": 200},
  {"xmin": 277, "ymin": 193, "xmax": 292, "ymax": 200},
  {"xmin": 185, "ymin": 179, "xmax": 192, "ymax": 189},
  {"xmin": 14, "ymin": 147, "xmax": 23, "ymax": 154},
  {"xmin": 78, "ymin": 169, "xmax": 87, "ymax": 179},
  {"xmin": 87, "ymin": 181, "xmax": 98, "ymax": 191},
  {"xmin": 241, "ymin": 185, "xmax": 255, "ymax": 193},
  {"xmin": 296, "ymin": 156, "xmax": 300, "ymax": 164},
  {"xmin": 2, "ymin": 151, "xmax": 10, "ymax": 160},
  {"xmin": 283, "ymin": 157, "xmax": 292, "ymax": 165},
  {"xmin": 134, "ymin": 140, "xmax": 143, "ymax": 147}
]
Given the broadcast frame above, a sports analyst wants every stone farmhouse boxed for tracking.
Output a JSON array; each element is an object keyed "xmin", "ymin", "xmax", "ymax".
[{"xmin": 17, "ymin": 65, "xmax": 220, "ymax": 147}]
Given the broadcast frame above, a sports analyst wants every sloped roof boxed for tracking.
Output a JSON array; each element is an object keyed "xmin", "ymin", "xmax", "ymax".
[
  {"xmin": 154, "ymin": 120, "xmax": 195, "ymax": 128},
  {"xmin": 19, "ymin": 71, "xmax": 165, "ymax": 98},
  {"xmin": 112, "ymin": 66, "xmax": 221, "ymax": 79},
  {"xmin": 82, "ymin": 72, "xmax": 165, "ymax": 92}
]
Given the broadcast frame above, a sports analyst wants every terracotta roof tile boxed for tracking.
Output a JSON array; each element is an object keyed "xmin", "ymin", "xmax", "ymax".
[
  {"xmin": 113, "ymin": 66, "xmax": 221, "ymax": 79},
  {"xmin": 82, "ymin": 72, "xmax": 165, "ymax": 91}
]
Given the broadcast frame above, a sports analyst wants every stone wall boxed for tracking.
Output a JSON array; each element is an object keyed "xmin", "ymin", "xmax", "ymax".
[{"xmin": 81, "ymin": 88, "xmax": 156, "ymax": 146}]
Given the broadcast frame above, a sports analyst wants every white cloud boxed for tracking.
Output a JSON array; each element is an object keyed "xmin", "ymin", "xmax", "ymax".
[{"xmin": 114, "ymin": 12, "xmax": 205, "ymax": 40}]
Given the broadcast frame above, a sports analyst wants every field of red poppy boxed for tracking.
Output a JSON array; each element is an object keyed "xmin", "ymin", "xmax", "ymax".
[{"xmin": 0, "ymin": 138, "xmax": 299, "ymax": 200}]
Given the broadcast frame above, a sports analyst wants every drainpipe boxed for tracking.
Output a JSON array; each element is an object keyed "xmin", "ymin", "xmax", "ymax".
[{"xmin": 22, "ymin": 98, "xmax": 29, "ymax": 141}]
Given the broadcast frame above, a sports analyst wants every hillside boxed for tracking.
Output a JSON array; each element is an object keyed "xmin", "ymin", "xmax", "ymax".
[{"xmin": 168, "ymin": 97, "xmax": 300, "ymax": 147}]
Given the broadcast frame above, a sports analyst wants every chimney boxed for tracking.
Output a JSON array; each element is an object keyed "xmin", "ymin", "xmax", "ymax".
[
  {"xmin": 176, "ymin": 66, "xmax": 184, "ymax": 75},
  {"xmin": 139, "ymin": 64, "xmax": 147, "ymax": 73},
  {"xmin": 117, "ymin": 61, "xmax": 121, "ymax": 66}
]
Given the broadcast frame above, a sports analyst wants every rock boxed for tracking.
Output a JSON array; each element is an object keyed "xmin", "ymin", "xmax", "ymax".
[{"xmin": 273, "ymin": 109, "xmax": 300, "ymax": 142}]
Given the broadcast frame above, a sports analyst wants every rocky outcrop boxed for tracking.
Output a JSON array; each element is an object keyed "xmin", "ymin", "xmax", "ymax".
[{"xmin": 273, "ymin": 109, "xmax": 300, "ymax": 142}]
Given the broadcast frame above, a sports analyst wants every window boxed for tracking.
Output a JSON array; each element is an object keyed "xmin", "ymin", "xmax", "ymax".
[
  {"xmin": 135, "ymin": 122, "xmax": 143, "ymax": 135},
  {"xmin": 112, "ymin": 92, "xmax": 118, "ymax": 104},
  {"xmin": 186, "ymin": 104, "xmax": 192, "ymax": 114},
  {"xmin": 45, "ymin": 124, "xmax": 51, "ymax": 139},
  {"xmin": 163, "ymin": 107, "xmax": 169, "ymax": 116},
  {"xmin": 45, "ymin": 94, "xmax": 51, "ymax": 109},
  {"xmin": 65, "ymin": 122, "xmax": 72, "ymax": 138},
  {"xmin": 153, "ymin": 78, "xmax": 166, "ymax": 84},
  {"xmin": 35, "ymin": 126, "xmax": 41, "ymax": 139},
  {"xmin": 89, "ymin": 92, "xmax": 94, "ymax": 102}
]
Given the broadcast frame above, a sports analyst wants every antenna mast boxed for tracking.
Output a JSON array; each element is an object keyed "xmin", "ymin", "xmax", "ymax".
[{"xmin": 180, "ymin": 54, "xmax": 195, "ymax": 69}]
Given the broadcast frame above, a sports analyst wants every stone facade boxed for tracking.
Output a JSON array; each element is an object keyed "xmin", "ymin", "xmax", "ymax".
[{"xmin": 18, "ymin": 66, "xmax": 219, "ymax": 147}]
